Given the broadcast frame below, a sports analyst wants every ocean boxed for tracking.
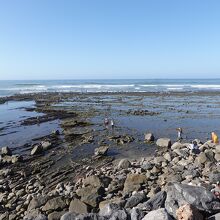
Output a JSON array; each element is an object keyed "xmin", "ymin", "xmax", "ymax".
[{"xmin": 1, "ymin": 79, "xmax": 220, "ymax": 97}]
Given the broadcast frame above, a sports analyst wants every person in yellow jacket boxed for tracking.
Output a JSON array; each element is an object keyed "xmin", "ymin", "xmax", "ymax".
[{"xmin": 211, "ymin": 132, "xmax": 219, "ymax": 144}]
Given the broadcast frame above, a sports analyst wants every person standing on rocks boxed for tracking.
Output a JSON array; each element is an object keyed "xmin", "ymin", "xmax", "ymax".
[
  {"xmin": 104, "ymin": 117, "xmax": 109, "ymax": 130},
  {"xmin": 176, "ymin": 127, "xmax": 183, "ymax": 140},
  {"xmin": 110, "ymin": 119, "xmax": 114, "ymax": 130},
  {"xmin": 211, "ymin": 131, "xmax": 219, "ymax": 144},
  {"xmin": 189, "ymin": 141, "xmax": 200, "ymax": 155}
]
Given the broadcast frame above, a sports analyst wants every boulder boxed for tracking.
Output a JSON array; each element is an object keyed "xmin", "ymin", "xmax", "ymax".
[
  {"xmin": 144, "ymin": 133, "xmax": 155, "ymax": 142},
  {"xmin": 141, "ymin": 162, "xmax": 153, "ymax": 170},
  {"xmin": 154, "ymin": 156, "xmax": 166, "ymax": 164},
  {"xmin": 41, "ymin": 141, "xmax": 52, "ymax": 150},
  {"xmin": 69, "ymin": 199, "xmax": 90, "ymax": 214},
  {"xmin": 1, "ymin": 146, "xmax": 12, "ymax": 156},
  {"xmin": 42, "ymin": 196, "xmax": 66, "ymax": 212},
  {"xmin": 165, "ymin": 183, "xmax": 220, "ymax": 218},
  {"xmin": 205, "ymin": 149, "xmax": 215, "ymax": 162},
  {"xmin": 48, "ymin": 211, "xmax": 66, "ymax": 220},
  {"xmin": 123, "ymin": 174, "xmax": 147, "ymax": 193},
  {"xmin": 76, "ymin": 185, "xmax": 103, "ymax": 207},
  {"xmin": 109, "ymin": 209, "xmax": 128, "ymax": 220},
  {"xmin": 173, "ymin": 149, "xmax": 189, "ymax": 158},
  {"xmin": 130, "ymin": 208, "xmax": 145, "ymax": 220},
  {"xmin": 34, "ymin": 214, "xmax": 47, "ymax": 220},
  {"xmin": 99, "ymin": 198, "xmax": 125, "ymax": 210},
  {"xmin": 215, "ymin": 153, "xmax": 220, "ymax": 161},
  {"xmin": 118, "ymin": 159, "xmax": 131, "ymax": 169},
  {"xmin": 60, "ymin": 212, "xmax": 76, "ymax": 220},
  {"xmin": 216, "ymin": 145, "xmax": 220, "ymax": 154},
  {"xmin": 28, "ymin": 196, "xmax": 49, "ymax": 211},
  {"xmin": 142, "ymin": 208, "xmax": 172, "ymax": 220},
  {"xmin": 207, "ymin": 213, "xmax": 220, "ymax": 220},
  {"xmin": 156, "ymin": 138, "xmax": 171, "ymax": 148},
  {"xmin": 94, "ymin": 146, "xmax": 108, "ymax": 157},
  {"xmin": 171, "ymin": 142, "xmax": 184, "ymax": 150},
  {"xmin": 83, "ymin": 175, "xmax": 102, "ymax": 188},
  {"xmin": 209, "ymin": 172, "xmax": 220, "ymax": 184},
  {"xmin": 176, "ymin": 204, "xmax": 204, "ymax": 220},
  {"xmin": 195, "ymin": 152, "xmax": 208, "ymax": 164},
  {"xmin": 138, "ymin": 191, "xmax": 166, "ymax": 211},
  {"xmin": 164, "ymin": 152, "xmax": 172, "ymax": 162},
  {"xmin": 125, "ymin": 192, "xmax": 146, "ymax": 208},
  {"xmin": 99, "ymin": 203, "xmax": 121, "ymax": 217},
  {"xmin": 31, "ymin": 144, "xmax": 43, "ymax": 155},
  {"xmin": 11, "ymin": 154, "xmax": 23, "ymax": 163}
]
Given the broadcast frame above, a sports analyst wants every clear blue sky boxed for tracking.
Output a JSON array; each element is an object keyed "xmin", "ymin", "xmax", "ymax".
[{"xmin": 0, "ymin": 0, "xmax": 220, "ymax": 80}]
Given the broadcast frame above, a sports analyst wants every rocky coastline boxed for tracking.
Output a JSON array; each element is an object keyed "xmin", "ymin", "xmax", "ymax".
[
  {"xmin": 0, "ymin": 92, "xmax": 220, "ymax": 219},
  {"xmin": 0, "ymin": 136, "xmax": 220, "ymax": 219}
]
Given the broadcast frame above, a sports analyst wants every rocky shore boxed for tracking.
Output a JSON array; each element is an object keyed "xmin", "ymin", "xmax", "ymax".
[
  {"xmin": 0, "ymin": 136, "xmax": 220, "ymax": 220},
  {"xmin": 1, "ymin": 92, "xmax": 220, "ymax": 219}
]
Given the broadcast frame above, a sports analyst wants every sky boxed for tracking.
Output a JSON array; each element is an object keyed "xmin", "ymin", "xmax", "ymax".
[{"xmin": 0, "ymin": 0, "xmax": 220, "ymax": 80}]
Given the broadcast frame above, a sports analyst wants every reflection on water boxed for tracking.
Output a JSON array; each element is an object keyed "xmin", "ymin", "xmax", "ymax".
[{"xmin": 0, "ymin": 101, "xmax": 60, "ymax": 154}]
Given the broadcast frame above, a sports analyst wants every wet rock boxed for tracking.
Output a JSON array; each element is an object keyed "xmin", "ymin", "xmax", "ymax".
[
  {"xmin": 42, "ymin": 196, "xmax": 66, "ymax": 212},
  {"xmin": 118, "ymin": 159, "xmax": 131, "ymax": 169},
  {"xmin": 144, "ymin": 133, "xmax": 155, "ymax": 142},
  {"xmin": 142, "ymin": 208, "xmax": 172, "ymax": 220},
  {"xmin": 165, "ymin": 183, "xmax": 220, "ymax": 218},
  {"xmin": 31, "ymin": 144, "xmax": 43, "ymax": 155},
  {"xmin": 94, "ymin": 146, "xmax": 109, "ymax": 157},
  {"xmin": 125, "ymin": 192, "xmax": 146, "ymax": 208},
  {"xmin": 69, "ymin": 198, "xmax": 90, "ymax": 214},
  {"xmin": 1, "ymin": 146, "xmax": 12, "ymax": 156},
  {"xmin": 123, "ymin": 174, "xmax": 147, "ymax": 193},
  {"xmin": 156, "ymin": 138, "xmax": 171, "ymax": 148},
  {"xmin": 176, "ymin": 204, "xmax": 204, "ymax": 220}
]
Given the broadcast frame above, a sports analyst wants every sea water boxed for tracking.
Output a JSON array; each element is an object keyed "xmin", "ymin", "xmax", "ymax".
[{"xmin": 1, "ymin": 79, "xmax": 220, "ymax": 96}]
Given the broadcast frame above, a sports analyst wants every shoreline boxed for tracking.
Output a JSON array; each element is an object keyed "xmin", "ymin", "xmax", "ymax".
[{"xmin": 0, "ymin": 91, "xmax": 220, "ymax": 219}]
